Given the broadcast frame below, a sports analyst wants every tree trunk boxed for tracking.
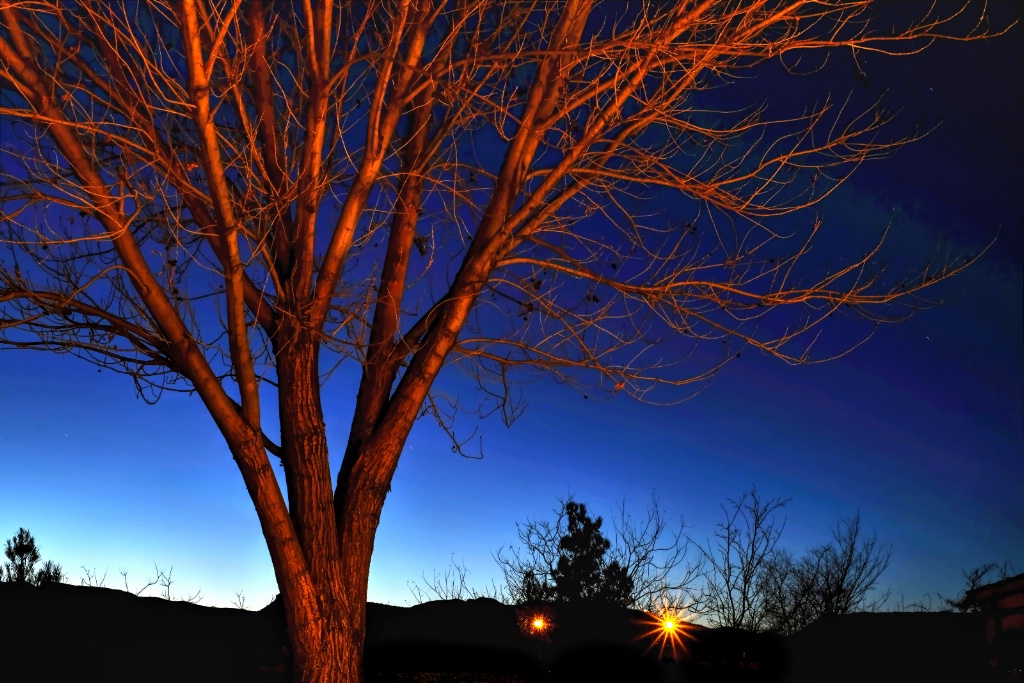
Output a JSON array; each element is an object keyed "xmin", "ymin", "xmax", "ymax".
[
  {"xmin": 279, "ymin": 590, "xmax": 352, "ymax": 683},
  {"xmin": 276, "ymin": 329, "xmax": 344, "ymax": 595},
  {"xmin": 270, "ymin": 506, "xmax": 359, "ymax": 683},
  {"xmin": 271, "ymin": 327, "xmax": 367, "ymax": 683},
  {"xmin": 228, "ymin": 426, "xmax": 354, "ymax": 683},
  {"xmin": 267, "ymin": 476, "xmax": 375, "ymax": 683}
]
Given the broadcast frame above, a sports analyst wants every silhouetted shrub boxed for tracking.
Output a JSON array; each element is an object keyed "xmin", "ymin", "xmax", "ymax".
[{"xmin": 1, "ymin": 528, "xmax": 65, "ymax": 585}]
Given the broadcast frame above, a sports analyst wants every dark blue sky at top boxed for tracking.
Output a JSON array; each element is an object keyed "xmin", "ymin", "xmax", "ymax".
[{"xmin": 1, "ymin": 8, "xmax": 1021, "ymax": 611}]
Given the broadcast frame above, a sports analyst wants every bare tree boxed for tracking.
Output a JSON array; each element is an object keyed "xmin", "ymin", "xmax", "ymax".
[
  {"xmin": 761, "ymin": 513, "xmax": 892, "ymax": 634},
  {"xmin": 232, "ymin": 590, "xmax": 249, "ymax": 610},
  {"xmin": 407, "ymin": 555, "xmax": 505, "ymax": 603},
  {"xmin": 808, "ymin": 514, "xmax": 891, "ymax": 616},
  {"xmin": 941, "ymin": 562, "xmax": 1016, "ymax": 612},
  {"xmin": 607, "ymin": 497, "xmax": 704, "ymax": 611},
  {"xmin": 693, "ymin": 488, "xmax": 789, "ymax": 630},
  {"xmin": 759, "ymin": 548, "xmax": 812, "ymax": 631},
  {"xmin": 79, "ymin": 566, "xmax": 109, "ymax": 588},
  {"xmin": 0, "ymin": 2, "xmax": 1003, "ymax": 681},
  {"xmin": 496, "ymin": 502, "xmax": 564, "ymax": 605},
  {"xmin": 891, "ymin": 561, "xmax": 1018, "ymax": 614},
  {"xmin": 120, "ymin": 563, "xmax": 204, "ymax": 603}
]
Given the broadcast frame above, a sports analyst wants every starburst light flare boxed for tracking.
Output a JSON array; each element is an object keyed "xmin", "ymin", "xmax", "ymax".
[{"xmin": 637, "ymin": 595, "xmax": 695, "ymax": 662}]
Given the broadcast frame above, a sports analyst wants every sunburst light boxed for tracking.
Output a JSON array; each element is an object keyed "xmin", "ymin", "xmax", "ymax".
[{"xmin": 637, "ymin": 596, "xmax": 695, "ymax": 662}]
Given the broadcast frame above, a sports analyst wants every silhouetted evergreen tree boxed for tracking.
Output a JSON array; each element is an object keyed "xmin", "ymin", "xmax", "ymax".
[
  {"xmin": 34, "ymin": 559, "xmax": 67, "ymax": 585},
  {"xmin": 2, "ymin": 528, "xmax": 65, "ymax": 585},
  {"xmin": 502, "ymin": 500, "xmax": 634, "ymax": 607},
  {"xmin": 551, "ymin": 501, "xmax": 632, "ymax": 605}
]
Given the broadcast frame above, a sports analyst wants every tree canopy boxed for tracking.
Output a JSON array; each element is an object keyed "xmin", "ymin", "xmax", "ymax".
[{"xmin": 0, "ymin": 2, "xmax": 990, "ymax": 409}]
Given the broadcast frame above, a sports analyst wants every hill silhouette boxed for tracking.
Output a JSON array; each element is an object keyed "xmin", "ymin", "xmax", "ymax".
[{"xmin": 1, "ymin": 582, "xmax": 1002, "ymax": 682}]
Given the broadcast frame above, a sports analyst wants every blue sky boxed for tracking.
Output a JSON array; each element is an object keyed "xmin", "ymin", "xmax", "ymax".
[{"xmin": 1, "ymin": 12, "xmax": 1021, "ymax": 613}]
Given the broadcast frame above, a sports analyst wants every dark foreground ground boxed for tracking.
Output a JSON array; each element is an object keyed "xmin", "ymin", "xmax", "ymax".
[{"xmin": 1, "ymin": 582, "xmax": 1016, "ymax": 682}]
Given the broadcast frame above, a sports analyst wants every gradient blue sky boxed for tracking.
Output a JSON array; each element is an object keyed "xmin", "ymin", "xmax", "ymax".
[{"xmin": 2, "ymin": 13, "xmax": 1021, "ymax": 613}]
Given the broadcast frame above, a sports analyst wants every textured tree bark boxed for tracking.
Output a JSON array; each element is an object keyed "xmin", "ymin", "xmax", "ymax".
[
  {"xmin": 227, "ymin": 428, "xmax": 349, "ymax": 683},
  {"xmin": 276, "ymin": 572, "xmax": 350, "ymax": 683},
  {"xmin": 273, "ymin": 327, "xmax": 359, "ymax": 683},
  {"xmin": 277, "ymin": 331, "xmax": 343, "ymax": 587}
]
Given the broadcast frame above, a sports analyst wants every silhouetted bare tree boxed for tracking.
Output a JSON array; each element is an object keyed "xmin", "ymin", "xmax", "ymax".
[
  {"xmin": 0, "ymin": 2, "xmax": 1002, "ymax": 680},
  {"xmin": 759, "ymin": 549, "xmax": 812, "ymax": 630},
  {"xmin": 809, "ymin": 514, "xmax": 891, "ymax": 615},
  {"xmin": 941, "ymin": 562, "xmax": 1016, "ymax": 613},
  {"xmin": 761, "ymin": 513, "xmax": 892, "ymax": 634},
  {"xmin": 692, "ymin": 488, "xmax": 789, "ymax": 630},
  {"xmin": 407, "ymin": 555, "xmax": 504, "ymax": 603},
  {"xmin": 119, "ymin": 563, "xmax": 204, "ymax": 603},
  {"xmin": 608, "ymin": 497, "xmax": 704, "ymax": 611}
]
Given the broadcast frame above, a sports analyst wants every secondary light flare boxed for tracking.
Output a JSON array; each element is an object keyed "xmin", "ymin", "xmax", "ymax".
[{"xmin": 516, "ymin": 605, "xmax": 555, "ymax": 641}]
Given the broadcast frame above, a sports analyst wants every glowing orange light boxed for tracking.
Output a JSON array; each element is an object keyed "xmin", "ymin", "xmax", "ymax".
[
  {"xmin": 636, "ymin": 597, "xmax": 694, "ymax": 662},
  {"xmin": 516, "ymin": 605, "xmax": 555, "ymax": 640}
]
